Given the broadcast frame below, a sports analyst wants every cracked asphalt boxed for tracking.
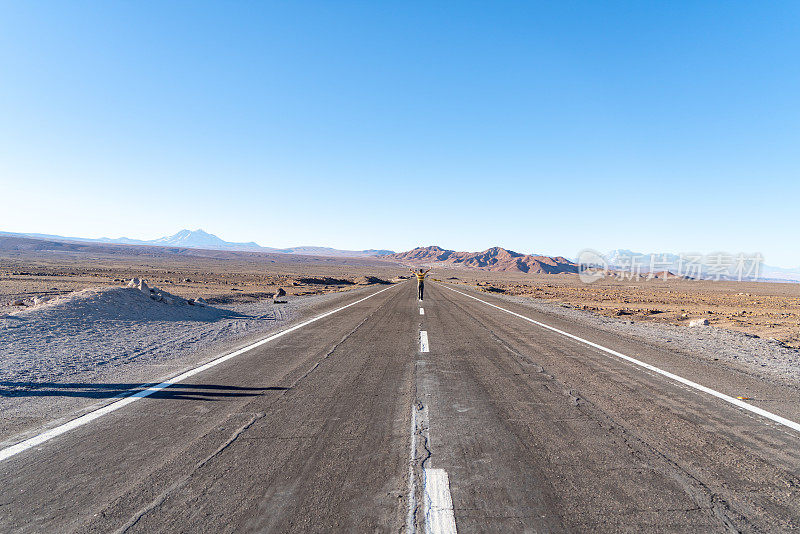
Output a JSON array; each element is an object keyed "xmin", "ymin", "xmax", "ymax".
[{"xmin": 2, "ymin": 281, "xmax": 799, "ymax": 532}]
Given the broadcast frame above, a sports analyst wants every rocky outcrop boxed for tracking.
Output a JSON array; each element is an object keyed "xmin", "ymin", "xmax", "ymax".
[{"xmin": 127, "ymin": 278, "xmax": 208, "ymax": 307}]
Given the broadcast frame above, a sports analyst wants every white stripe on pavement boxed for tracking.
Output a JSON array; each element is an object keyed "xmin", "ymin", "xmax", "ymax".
[
  {"xmin": 420, "ymin": 308, "xmax": 425, "ymax": 315},
  {"xmin": 419, "ymin": 331, "xmax": 430, "ymax": 353},
  {"xmin": 424, "ymin": 468, "xmax": 457, "ymax": 534},
  {"xmin": 0, "ymin": 284, "xmax": 400, "ymax": 463},
  {"xmin": 406, "ymin": 405, "xmax": 418, "ymax": 534},
  {"xmin": 442, "ymin": 285, "xmax": 800, "ymax": 434}
]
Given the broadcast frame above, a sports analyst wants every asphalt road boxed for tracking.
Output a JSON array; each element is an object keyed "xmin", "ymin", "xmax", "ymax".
[{"xmin": 2, "ymin": 280, "xmax": 799, "ymax": 532}]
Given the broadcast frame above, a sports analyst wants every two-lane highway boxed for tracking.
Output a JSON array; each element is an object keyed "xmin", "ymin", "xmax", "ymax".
[{"xmin": 2, "ymin": 280, "xmax": 799, "ymax": 532}]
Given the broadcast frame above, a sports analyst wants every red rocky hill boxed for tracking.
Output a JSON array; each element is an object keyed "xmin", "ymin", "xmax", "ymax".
[{"xmin": 384, "ymin": 246, "xmax": 578, "ymax": 274}]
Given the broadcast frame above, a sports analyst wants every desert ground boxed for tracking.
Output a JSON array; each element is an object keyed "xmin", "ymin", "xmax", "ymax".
[
  {"xmin": 425, "ymin": 267, "xmax": 800, "ymax": 349},
  {"xmin": 2, "ymin": 246, "xmax": 799, "ymax": 348},
  {"xmin": 0, "ymin": 247, "xmax": 403, "ymax": 314}
]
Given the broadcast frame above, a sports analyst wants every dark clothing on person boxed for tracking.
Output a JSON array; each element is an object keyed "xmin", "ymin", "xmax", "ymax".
[{"xmin": 412, "ymin": 269, "xmax": 430, "ymax": 301}]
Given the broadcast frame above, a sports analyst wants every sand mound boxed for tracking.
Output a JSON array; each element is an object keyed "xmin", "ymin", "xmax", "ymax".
[
  {"xmin": 0, "ymin": 280, "xmax": 307, "ymax": 390},
  {"xmin": 7, "ymin": 284, "xmax": 225, "ymax": 324}
]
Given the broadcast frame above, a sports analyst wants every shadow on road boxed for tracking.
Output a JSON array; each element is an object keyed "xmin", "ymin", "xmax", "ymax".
[{"xmin": 0, "ymin": 381, "xmax": 288, "ymax": 401}]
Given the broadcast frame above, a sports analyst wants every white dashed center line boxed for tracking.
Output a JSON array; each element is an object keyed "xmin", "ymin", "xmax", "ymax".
[
  {"xmin": 411, "ymin": 300, "xmax": 456, "ymax": 533},
  {"xmin": 424, "ymin": 468, "xmax": 457, "ymax": 534},
  {"xmin": 406, "ymin": 405, "xmax": 418, "ymax": 534},
  {"xmin": 419, "ymin": 331, "xmax": 430, "ymax": 353}
]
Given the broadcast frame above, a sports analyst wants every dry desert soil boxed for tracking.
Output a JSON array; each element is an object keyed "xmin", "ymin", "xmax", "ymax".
[
  {"xmin": 2, "ymin": 247, "xmax": 799, "ymax": 349},
  {"xmin": 425, "ymin": 267, "xmax": 800, "ymax": 349},
  {"xmin": 0, "ymin": 248, "xmax": 403, "ymax": 316}
]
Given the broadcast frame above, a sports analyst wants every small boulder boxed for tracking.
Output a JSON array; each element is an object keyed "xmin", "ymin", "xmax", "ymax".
[
  {"xmin": 689, "ymin": 318, "xmax": 710, "ymax": 327},
  {"xmin": 275, "ymin": 288, "xmax": 286, "ymax": 298},
  {"xmin": 11, "ymin": 299, "xmax": 24, "ymax": 306},
  {"xmin": 127, "ymin": 278, "xmax": 150, "ymax": 294},
  {"xmin": 193, "ymin": 297, "xmax": 207, "ymax": 307}
]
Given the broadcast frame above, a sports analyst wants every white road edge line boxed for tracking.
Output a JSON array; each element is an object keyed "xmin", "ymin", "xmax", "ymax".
[
  {"xmin": 0, "ymin": 283, "xmax": 401, "ymax": 463},
  {"xmin": 419, "ymin": 331, "xmax": 430, "ymax": 353},
  {"xmin": 442, "ymin": 285, "xmax": 800, "ymax": 434},
  {"xmin": 420, "ymin": 308, "xmax": 425, "ymax": 315},
  {"xmin": 424, "ymin": 468, "xmax": 457, "ymax": 534}
]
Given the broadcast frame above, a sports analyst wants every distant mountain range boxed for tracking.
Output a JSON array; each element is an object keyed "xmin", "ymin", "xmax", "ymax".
[
  {"xmin": 4, "ymin": 229, "xmax": 797, "ymax": 281},
  {"xmin": 0, "ymin": 229, "xmax": 394, "ymax": 258},
  {"xmin": 386, "ymin": 245, "xmax": 800, "ymax": 281},
  {"xmin": 385, "ymin": 246, "xmax": 578, "ymax": 274}
]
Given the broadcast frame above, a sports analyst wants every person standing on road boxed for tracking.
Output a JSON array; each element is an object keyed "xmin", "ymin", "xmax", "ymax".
[{"xmin": 411, "ymin": 268, "xmax": 431, "ymax": 300}]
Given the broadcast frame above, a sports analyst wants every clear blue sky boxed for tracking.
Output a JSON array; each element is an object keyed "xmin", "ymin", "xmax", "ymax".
[{"xmin": 2, "ymin": 2, "xmax": 799, "ymax": 266}]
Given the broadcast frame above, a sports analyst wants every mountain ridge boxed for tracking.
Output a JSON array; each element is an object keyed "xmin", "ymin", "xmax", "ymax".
[
  {"xmin": 385, "ymin": 245, "xmax": 578, "ymax": 274},
  {"xmin": 0, "ymin": 229, "xmax": 393, "ymax": 258}
]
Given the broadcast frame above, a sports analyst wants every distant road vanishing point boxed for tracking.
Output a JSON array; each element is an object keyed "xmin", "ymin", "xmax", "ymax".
[{"xmin": 2, "ymin": 280, "xmax": 799, "ymax": 532}]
